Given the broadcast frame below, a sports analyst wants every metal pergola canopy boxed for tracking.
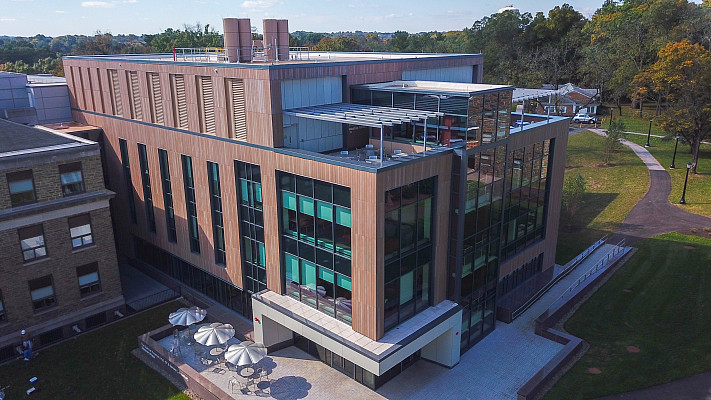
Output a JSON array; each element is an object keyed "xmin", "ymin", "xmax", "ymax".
[{"xmin": 283, "ymin": 102, "xmax": 443, "ymax": 128}]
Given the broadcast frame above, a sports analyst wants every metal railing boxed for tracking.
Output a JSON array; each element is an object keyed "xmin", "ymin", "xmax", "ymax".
[
  {"xmin": 547, "ymin": 238, "xmax": 626, "ymax": 314},
  {"xmin": 126, "ymin": 286, "xmax": 181, "ymax": 312},
  {"xmin": 509, "ymin": 235, "xmax": 608, "ymax": 320},
  {"xmin": 173, "ymin": 47, "xmax": 227, "ymax": 63}
]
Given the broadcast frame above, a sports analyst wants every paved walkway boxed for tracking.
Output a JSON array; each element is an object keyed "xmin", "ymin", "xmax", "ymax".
[
  {"xmin": 590, "ymin": 129, "xmax": 711, "ymax": 244},
  {"xmin": 376, "ymin": 244, "xmax": 624, "ymax": 400},
  {"xmin": 596, "ymin": 371, "xmax": 711, "ymax": 400}
]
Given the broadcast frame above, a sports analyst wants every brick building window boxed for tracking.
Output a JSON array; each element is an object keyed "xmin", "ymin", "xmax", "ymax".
[
  {"xmin": 19, "ymin": 225, "xmax": 47, "ymax": 262},
  {"xmin": 7, "ymin": 170, "xmax": 36, "ymax": 206},
  {"xmin": 29, "ymin": 275, "xmax": 56, "ymax": 311},
  {"xmin": 77, "ymin": 262, "xmax": 101, "ymax": 296},
  {"xmin": 69, "ymin": 214, "xmax": 93, "ymax": 248},
  {"xmin": 0, "ymin": 290, "xmax": 6, "ymax": 322},
  {"xmin": 59, "ymin": 162, "xmax": 85, "ymax": 196}
]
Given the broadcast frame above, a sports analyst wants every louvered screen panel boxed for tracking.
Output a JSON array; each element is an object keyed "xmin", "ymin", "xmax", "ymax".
[
  {"xmin": 109, "ymin": 69, "xmax": 123, "ymax": 116},
  {"xmin": 199, "ymin": 76, "xmax": 216, "ymax": 134},
  {"xmin": 148, "ymin": 72, "xmax": 164, "ymax": 124},
  {"xmin": 228, "ymin": 78, "xmax": 247, "ymax": 141},
  {"xmin": 172, "ymin": 74, "xmax": 188, "ymax": 129},
  {"xmin": 128, "ymin": 71, "xmax": 143, "ymax": 121}
]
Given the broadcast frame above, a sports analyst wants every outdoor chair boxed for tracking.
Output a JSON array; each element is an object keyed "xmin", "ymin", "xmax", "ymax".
[
  {"xmin": 257, "ymin": 367, "xmax": 269, "ymax": 383},
  {"xmin": 228, "ymin": 376, "xmax": 248, "ymax": 394}
]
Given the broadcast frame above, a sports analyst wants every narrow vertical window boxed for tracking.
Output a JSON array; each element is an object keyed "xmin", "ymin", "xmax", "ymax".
[
  {"xmin": 237, "ymin": 161, "xmax": 266, "ymax": 293},
  {"xmin": 196, "ymin": 76, "xmax": 216, "ymax": 134},
  {"xmin": 127, "ymin": 71, "xmax": 143, "ymax": 120},
  {"xmin": 147, "ymin": 72, "xmax": 164, "ymax": 124},
  {"xmin": 207, "ymin": 162, "xmax": 226, "ymax": 266},
  {"xmin": 119, "ymin": 138, "xmax": 137, "ymax": 224},
  {"xmin": 108, "ymin": 69, "xmax": 122, "ymax": 116},
  {"xmin": 137, "ymin": 143, "xmax": 156, "ymax": 232},
  {"xmin": 170, "ymin": 74, "xmax": 188, "ymax": 129},
  {"xmin": 226, "ymin": 78, "xmax": 247, "ymax": 141},
  {"xmin": 181, "ymin": 155, "xmax": 200, "ymax": 253},
  {"xmin": 158, "ymin": 149, "xmax": 177, "ymax": 242}
]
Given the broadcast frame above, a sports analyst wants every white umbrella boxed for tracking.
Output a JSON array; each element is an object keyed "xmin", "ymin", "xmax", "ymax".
[
  {"xmin": 225, "ymin": 341, "xmax": 267, "ymax": 366},
  {"xmin": 193, "ymin": 322, "xmax": 235, "ymax": 346},
  {"xmin": 168, "ymin": 306, "xmax": 206, "ymax": 326}
]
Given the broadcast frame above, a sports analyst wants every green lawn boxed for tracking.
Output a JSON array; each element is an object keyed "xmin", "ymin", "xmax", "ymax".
[
  {"xmin": 555, "ymin": 131, "xmax": 649, "ymax": 264},
  {"xmin": 601, "ymin": 104, "xmax": 666, "ymax": 136},
  {"xmin": 0, "ymin": 301, "xmax": 189, "ymax": 400},
  {"xmin": 545, "ymin": 233, "xmax": 711, "ymax": 400}
]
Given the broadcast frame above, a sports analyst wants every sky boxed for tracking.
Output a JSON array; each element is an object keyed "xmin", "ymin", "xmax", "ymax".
[{"xmin": 2, "ymin": 0, "xmax": 607, "ymax": 37}]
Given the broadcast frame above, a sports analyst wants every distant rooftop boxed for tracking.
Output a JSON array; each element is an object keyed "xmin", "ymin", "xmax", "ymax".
[
  {"xmin": 64, "ymin": 51, "xmax": 481, "ymax": 69},
  {"xmin": 27, "ymin": 74, "xmax": 67, "ymax": 86},
  {"xmin": 0, "ymin": 119, "xmax": 94, "ymax": 159}
]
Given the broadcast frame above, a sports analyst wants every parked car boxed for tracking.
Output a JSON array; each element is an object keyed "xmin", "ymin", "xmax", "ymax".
[{"xmin": 572, "ymin": 113, "xmax": 599, "ymax": 124}]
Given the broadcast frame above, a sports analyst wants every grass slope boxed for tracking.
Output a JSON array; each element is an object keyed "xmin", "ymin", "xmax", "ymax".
[
  {"xmin": 556, "ymin": 131, "xmax": 648, "ymax": 264},
  {"xmin": 545, "ymin": 233, "xmax": 711, "ymax": 399},
  {"xmin": 0, "ymin": 301, "xmax": 189, "ymax": 400}
]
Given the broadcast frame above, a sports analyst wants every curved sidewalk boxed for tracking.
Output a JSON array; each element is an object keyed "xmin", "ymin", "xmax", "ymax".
[{"xmin": 590, "ymin": 129, "xmax": 711, "ymax": 244}]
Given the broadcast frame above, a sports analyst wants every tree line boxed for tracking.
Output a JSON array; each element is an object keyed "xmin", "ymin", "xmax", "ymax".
[{"xmin": 1, "ymin": 0, "xmax": 709, "ymax": 169}]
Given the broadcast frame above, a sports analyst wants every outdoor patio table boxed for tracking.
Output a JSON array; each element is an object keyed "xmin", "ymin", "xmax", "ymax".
[
  {"xmin": 239, "ymin": 366, "xmax": 255, "ymax": 378},
  {"xmin": 209, "ymin": 347, "xmax": 225, "ymax": 356}
]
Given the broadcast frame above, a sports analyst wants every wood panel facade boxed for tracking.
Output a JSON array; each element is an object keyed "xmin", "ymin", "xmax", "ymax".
[{"xmin": 63, "ymin": 54, "xmax": 565, "ymax": 343}]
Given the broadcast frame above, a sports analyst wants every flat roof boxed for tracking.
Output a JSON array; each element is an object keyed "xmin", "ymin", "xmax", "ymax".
[
  {"xmin": 284, "ymin": 102, "xmax": 442, "ymax": 128},
  {"xmin": 64, "ymin": 51, "xmax": 481, "ymax": 69},
  {"xmin": 354, "ymin": 80, "xmax": 513, "ymax": 96},
  {"xmin": 0, "ymin": 119, "xmax": 94, "ymax": 158}
]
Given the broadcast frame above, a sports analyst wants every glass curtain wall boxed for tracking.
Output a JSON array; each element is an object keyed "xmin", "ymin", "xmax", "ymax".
[
  {"xmin": 383, "ymin": 177, "xmax": 435, "ymax": 331},
  {"xmin": 501, "ymin": 140, "xmax": 553, "ymax": 258},
  {"xmin": 279, "ymin": 172, "xmax": 353, "ymax": 325},
  {"xmin": 450, "ymin": 144, "xmax": 507, "ymax": 351},
  {"xmin": 235, "ymin": 161, "xmax": 267, "ymax": 293},
  {"xmin": 467, "ymin": 91, "xmax": 512, "ymax": 145}
]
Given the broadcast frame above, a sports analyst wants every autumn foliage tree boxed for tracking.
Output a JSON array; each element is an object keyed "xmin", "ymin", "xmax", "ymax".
[{"xmin": 644, "ymin": 40, "xmax": 711, "ymax": 173}]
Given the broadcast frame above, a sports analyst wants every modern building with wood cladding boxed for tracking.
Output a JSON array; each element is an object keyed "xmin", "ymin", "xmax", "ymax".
[{"xmin": 61, "ymin": 17, "xmax": 568, "ymax": 389}]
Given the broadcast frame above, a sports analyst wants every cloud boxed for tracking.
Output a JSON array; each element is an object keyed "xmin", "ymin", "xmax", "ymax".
[
  {"xmin": 241, "ymin": 0, "xmax": 278, "ymax": 9},
  {"xmin": 0, "ymin": 18, "xmax": 17, "ymax": 21},
  {"xmin": 56, "ymin": 10, "xmax": 67, "ymax": 13},
  {"xmin": 81, "ymin": 1, "xmax": 115, "ymax": 8}
]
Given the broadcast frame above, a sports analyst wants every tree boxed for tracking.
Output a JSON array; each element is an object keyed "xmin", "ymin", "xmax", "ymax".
[
  {"xmin": 602, "ymin": 119, "xmax": 627, "ymax": 164},
  {"xmin": 561, "ymin": 174, "xmax": 587, "ymax": 228},
  {"xmin": 647, "ymin": 40, "xmax": 711, "ymax": 173}
]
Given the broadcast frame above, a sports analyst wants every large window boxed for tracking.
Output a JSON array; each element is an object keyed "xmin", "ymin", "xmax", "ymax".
[
  {"xmin": 29, "ymin": 275, "xmax": 55, "ymax": 311},
  {"xmin": 77, "ymin": 262, "xmax": 101, "ymax": 296},
  {"xmin": 59, "ymin": 162, "xmax": 85, "ymax": 196},
  {"xmin": 158, "ymin": 149, "xmax": 177, "ymax": 242},
  {"xmin": 119, "ymin": 139, "xmax": 137, "ymax": 224},
  {"xmin": 236, "ymin": 161, "xmax": 266, "ymax": 293},
  {"xmin": 383, "ymin": 177, "xmax": 435, "ymax": 331},
  {"xmin": 7, "ymin": 170, "xmax": 36, "ymax": 206},
  {"xmin": 137, "ymin": 143, "xmax": 156, "ymax": 232},
  {"xmin": 181, "ymin": 155, "xmax": 200, "ymax": 253},
  {"xmin": 280, "ymin": 172, "xmax": 352, "ymax": 325},
  {"xmin": 19, "ymin": 225, "xmax": 47, "ymax": 262},
  {"xmin": 207, "ymin": 162, "xmax": 226, "ymax": 266},
  {"xmin": 68, "ymin": 214, "xmax": 93, "ymax": 248},
  {"xmin": 501, "ymin": 140, "xmax": 552, "ymax": 258}
]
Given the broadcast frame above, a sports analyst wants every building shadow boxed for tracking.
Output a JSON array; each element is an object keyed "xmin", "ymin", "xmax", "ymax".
[{"xmin": 268, "ymin": 376, "xmax": 312, "ymax": 400}]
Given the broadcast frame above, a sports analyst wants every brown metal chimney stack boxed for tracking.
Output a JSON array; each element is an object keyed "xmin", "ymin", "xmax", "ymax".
[
  {"xmin": 223, "ymin": 18, "xmax": 252, "ymax": 63},
  {"xmin": 277, "ymin": 19, "xmax": 289, "ymax": 61},
  {"xmin": 263, "ymin": 19, "xmax": 278, "ymax": 61}
]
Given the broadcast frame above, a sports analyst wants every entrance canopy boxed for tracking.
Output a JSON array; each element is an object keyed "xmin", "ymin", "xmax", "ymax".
[{"xmin": 283, "ymin": 102, "xmax": 443, "ymax": 128}]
